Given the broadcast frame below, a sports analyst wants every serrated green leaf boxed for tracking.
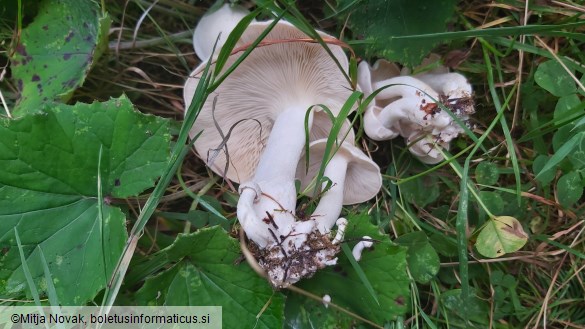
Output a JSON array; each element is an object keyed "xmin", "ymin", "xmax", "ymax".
[
  {"xmin": 395, "ymin": 231, "xmax": 440, "ymax": 284},
  {"xmin": 284, "ymin": 293, "xmax": 354, "ymax": 329},
  {"xmin": 135, "ymin": 227, "xmax": 285, "ymax": 329},
  {"xmin": 475, "ymin": 162, "xmax": 499, "ymax": 186},
  {"xmin": 0, "ymin": 96, "xmax": 170, "ymax": 304},
  {"xmin": 339, "ymin": 0, "xmax": 457, "ymax": 66},
  {"xmin": 0, "ymin": 96, "xmax": 170, "ymax": 197},
  {"xmin": 10, "ymin": 0, "xmax": 110, "ymax": 115},
  {"xmin": 557, "ymin": 171, "xmax": 584, "ymax": 208},
  {"xmin": 475, "ymin": 216, "xmax": 528, "ymax": 258},
  {"xmin": 534, "ymin": 60, "xmax": 577, "ymax": 97},
  {"xmin": 297, "ymin": 214, "xmax": 410, "ymax": 325},
  {"xmin": 0, "ymin": 197, "xmax": 126, "ymax": 305}
]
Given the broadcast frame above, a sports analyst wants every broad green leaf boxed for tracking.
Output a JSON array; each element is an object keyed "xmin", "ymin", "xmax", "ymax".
[
  {"xmin": 395, "ymin": 231, "xmax": 440, "ymax": 284},
  {"xmin": 475, "ymin": 162, "xmax": 499, "ymax": 186},
  {"xmin": 479, "ymin": 191, "xmax": 504, "ymax": 216},
  {"xmin": 0, "ymin": 197, "xmax": 126, "ymax": 305},
  {"xmin": 534, "ymin": 60, "xmax": 577, "ymax": 97},
  {"xmin": 429, "ymin": 233, "xmax": 458, "ymax": 257},
  {"xmin": 440, "ymin": 289, "xmax": 490, "ymax": 326},
  {"xmin": 135, "ymin": 227, "xmax": 285, "ymax": 329},
  {"xmin": 10, "ymin": 0, "xmax": 110, "ymax": 115},
  {"xmin": 553, "ymin": 126, "xmax": 573, "ymax": 155},
  {"xmin": 284, "ymin": 293, "xmax": 354, "ymax": 329},
  {"xmin": 0, "ymin": 96, "xmax": 169, "ymax": 197},
  {"xmin": 400, "ymin": 174, "xmax": 439, "ymax": 207},
  {"xmin": 536, "ymin": 132, "xmax": 584, "ymax": 180},
  {"xmin": 533, "ymin": 155, "xmax": 555, "ymax": 185},
  {"xmin": 475, "ymin": 216, "xmax": 528, "ymax": 258},
  {"xmin": 0, "ymin": 96, "xmax": 170, "ymax": 304},
  {"xmin": 569, "ymin": 149, "xmax": 585, "ymax": 169},
  {"xmin": 297, "ymin": 214, "xmax": 410, "ymax": 325},
  {"xmin": 557, "ymin": 171, "xmax": 584, "ymax": 208},
  {"xmin": 554, "ymin": 94, "xmax": 581, "ymax": 119},
  {"xmin": 338, "ymin": 0, "xmax": 457, "ymax": 66}
]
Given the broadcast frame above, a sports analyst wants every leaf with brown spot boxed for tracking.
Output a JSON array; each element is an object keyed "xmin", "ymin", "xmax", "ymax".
[
  {"xmin": 9, "ymin": 0, "xmax": 111, "ymax": 116},
  {"xmin": 475, "ymin": 216, "xmax": 528, "ymax": 258}
]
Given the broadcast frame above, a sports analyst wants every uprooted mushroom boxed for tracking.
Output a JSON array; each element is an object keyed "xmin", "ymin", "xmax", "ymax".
[
  {"xmin": 358, "ymin": 58, "xmax": 474, "ymax": 164},
  {"xmin": 183, "ymin": 14, "xmax": 380, "ymax": 288}
]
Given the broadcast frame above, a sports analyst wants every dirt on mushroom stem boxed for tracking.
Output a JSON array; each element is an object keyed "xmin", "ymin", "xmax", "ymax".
[{"xmin": 246, "ymin": 229, "xmax": 340, "ymax": 289}]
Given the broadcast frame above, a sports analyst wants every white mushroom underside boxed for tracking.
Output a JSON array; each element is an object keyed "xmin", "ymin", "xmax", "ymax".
[{"xmin": 188, "ymin": 21, "xmax": 351, "ymax": 183}]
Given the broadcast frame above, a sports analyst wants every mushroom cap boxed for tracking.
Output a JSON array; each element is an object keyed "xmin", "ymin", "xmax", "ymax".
[
  {"xmin": 184, "ymin": 20, "xmax": 353, "ymax": 183},
  {"xmin": 296, "ymin": 139, "xmax": 381, "ymax": 205},
  {"xmin": 357, "ymin": 59, "xmax": 401, "ymax": 96},
  {"xmin": 192, "ymin": 4, "xmax": 251, "ymax": 61}
]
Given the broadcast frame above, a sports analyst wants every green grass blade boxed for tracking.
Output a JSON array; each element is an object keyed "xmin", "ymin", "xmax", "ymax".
[
  {"xmin": 454, "ymin": 162, "xmax": 470, "ymax": 323},
  {"xmin": 533, "ymin": 235, "xmax": 585, "ymax": 259},
  {"xmin": 101, "ymin": 40, "xmax": 216, "ymax": 308},
  {"xmin": 341, "ymin": 243, "xmax": 380, "ymax": 306},
  {"xmin": 482, "ymin": 42, "xmax": 522, "ymax": 204},
  {"xmin": 210, "ymin": 10, "xmax": 286, "ymax": 91},
  {"xmin": 348, "ymin": 21, "xmax": 585, "ymax": 44},
  {"xmin": 263, "ymin": 0, "xmax": 353, "ymax": 86},
  {"xmin": 38, "ymin": 248, "xmax": 60, "ymax": 307},
  {"xmin": 312, "ymin": 91, "xmax": 362, "ymax": 196},
  {"xmin": 38, "ymin": 247, "xmax": 65, "ymax": 329},
  {"xmin": 535, "ymin": 132, "xmax": 584, "ymax": 179},
  {"xmin": 14, "ymin": 228, "xmax": 44, "ymax": 309},
  {"xmin": 212, "ymin": 7, "xmax": 264, "ymax": 77}
]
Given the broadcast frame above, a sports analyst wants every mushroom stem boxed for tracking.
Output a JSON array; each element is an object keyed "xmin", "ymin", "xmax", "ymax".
[
  {"xmin": 331, "ymin": 218, "xmax": 348, "ymax": 244},
  {"xmin": 254, "ymin": 107, "xmax": 314, "ymax": 182},
  {"xmin": 377, "ymin": 97, "xmax": 450, "ymax": 131},
  {"xmin": 237, "ymin": 106, "xmax": 315, "ymax": 249},
  {"xmin": 352, "ymin": 236, "xmax": 373, "ymax": 261},
  {"xmin": 312, "ymin": 154, "xmax": 348, "ymax": 234},
  {"xmin": 416, "ymin": 72, "xmax": 472, "ymax": 99}
]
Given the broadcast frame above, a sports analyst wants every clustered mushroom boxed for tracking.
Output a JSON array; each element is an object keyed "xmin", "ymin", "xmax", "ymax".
[
  {"xmin": 184, "ymin": 4, "xmax": 474, "ymax": 288},
  {"xmin": 358, "ymin": 58, "xmax": 474, "ymax": 164},
  {"xmin": 184, "ymin": 4, "xmax": 380, "ymax": 288}
]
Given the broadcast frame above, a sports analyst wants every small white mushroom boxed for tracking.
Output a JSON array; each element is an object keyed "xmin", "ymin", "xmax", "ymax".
[
  {"xmin": 322, "ymin": 294, "xmax": 331, "ymax": 308},
  {"xmin": 352, "ymin": 236, "xmax": 374, "ymax": 261},
  {"xmin": 296, "ymin": 140, "xmax": 381, "ymax": 234},
  {"xmin": 331, "ymin": 218, "xmax": 348, "ymax": 244},
  {"xmin": 192, "ymin": 3, "xmax": 251, "ymax": 61}
]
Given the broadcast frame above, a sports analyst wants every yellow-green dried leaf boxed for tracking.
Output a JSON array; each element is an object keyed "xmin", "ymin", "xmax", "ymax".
[{"xmin": 476, "ymin": 216, "xmax": 528, "ymax": 258}]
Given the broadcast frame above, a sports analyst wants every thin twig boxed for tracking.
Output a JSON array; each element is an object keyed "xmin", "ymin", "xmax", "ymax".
[{"xmin": 109, "ymin": 30, "xmax": 192, "ymax": 50}]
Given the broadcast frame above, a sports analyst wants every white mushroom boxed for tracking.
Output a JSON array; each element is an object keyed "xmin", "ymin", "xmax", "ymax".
[
  {"xmin": 322, "ymin": 294, "xmax": 331, "ymax": 308},
  {"xmin": 184, "ymin": 20, "xmax": 354, "ymax": 287},
  {"xmin": 358, "ymin": 59, "xmax": 474, "ymax": 164},
  {"xmin": 357, "ymin": 60, "xmax": 401, "ymax": 141},
  {"xmin": 352, "ymin": 236, "xmax": 374, "ymax": 261},
  {"xmin": 296, "ymin": 139, "xmax": 381, "ymax": 234},
  {"xmin": 331, "ymin": 217, "xmax": 348, "ymax": 245},
  {"xmin": 192, "ymin": 3, "xmax": 251, "ymax": 61}
]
